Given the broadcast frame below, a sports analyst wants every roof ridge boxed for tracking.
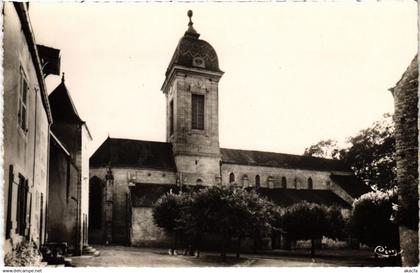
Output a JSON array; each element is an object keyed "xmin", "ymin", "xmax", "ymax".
[
  {"xmin": 220, "ymin": 147, "xmax": 342, "ymax": 162},
  {"xmin": 107, "ymin": 137, "xmax": 170, "ymax": 145}
]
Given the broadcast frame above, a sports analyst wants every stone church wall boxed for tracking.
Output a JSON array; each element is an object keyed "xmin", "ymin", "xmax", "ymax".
[
  {"xmin": 89, "ymin": 167, "xmax": 176, "ymax": 244},
  {"xmin": 131, "ymin": 207, "xmax": 172, "ymax": 247},
  {"xmin": 221, "ymin": 164, "xmax": 354, "ymax": 204},
  {"xmin": 222, "ymin": 164, "xmax": 333, "ymax": 189}
]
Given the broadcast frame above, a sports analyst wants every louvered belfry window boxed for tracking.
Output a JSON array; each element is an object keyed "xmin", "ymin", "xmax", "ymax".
[
  {"xmin": 169, "ymin": 100, "xmax": 174, "ymax": 136},
  {"xmin": 191, "ymin": 94, "xmax": 204, "ymax": 130}
]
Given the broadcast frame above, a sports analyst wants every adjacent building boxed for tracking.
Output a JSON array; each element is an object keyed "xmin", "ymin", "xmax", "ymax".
[
  {"xmin": 89, "ymin": 11, "xmax": 370, "ymax": 247},
  {"xmin": 3, "ymin": 2, "xmax": 60, "ymax": 254},
  {"xmin": 3, "ymin": 2, "xmax": 92, "ymax": 259},
  {"xmin": 46, "ymin": 75, "xmax": 93, "ymax": 255},
  {"xmin": 389, "ymin": 55, "xmax": 419, "ymax": 266}
]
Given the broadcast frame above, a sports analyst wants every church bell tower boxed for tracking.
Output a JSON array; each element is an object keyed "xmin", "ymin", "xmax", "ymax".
[{"xmin": 161, "ymin": 10, "xmax": 224, "ymax": 186}]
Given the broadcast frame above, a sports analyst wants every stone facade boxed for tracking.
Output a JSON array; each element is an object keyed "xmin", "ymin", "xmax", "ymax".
[
  {"xmin": 390, "ymin": 55, "xmax": 419, "ymax": 266},
  {"xmin": 164, "ymin": 71, "xmax": 223, "ymax": 186},
  {"xmin": 221, "ymin": 164, "xmax": 354, "ymax": 204},
  {"xmin": 47, "ymin": 138, "xmax": 79, "ymax": 248},
  {"xmin": 131, "ymin": 208, "xmax": 171, "ymax": 247},
  {"xmin": 3, "ymin": 3, "xmax": 58, "ymax": 255},
  {"xmin": 89, "ymin": 167, "xmax": 176, "ymax": 245}
]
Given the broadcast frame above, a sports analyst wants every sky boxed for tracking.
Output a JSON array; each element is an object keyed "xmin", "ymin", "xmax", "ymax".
[{"xmin": 29, "ymin": 2, "xmax": 418, "ymax": 157}]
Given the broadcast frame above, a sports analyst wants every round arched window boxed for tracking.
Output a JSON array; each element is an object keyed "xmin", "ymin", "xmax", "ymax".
[
  {"xmin": 308, "ymin": 178, "xmax": 313, "ymax": 189},
  {"xmin": 229, "ymin": 173, "xmax": 235, "ymax": 183},
  {"xmin": 282, "ymin": 177, "xmax": 287, "ymax": 189}
]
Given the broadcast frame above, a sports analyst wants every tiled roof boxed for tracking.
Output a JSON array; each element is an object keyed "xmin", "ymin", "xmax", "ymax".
[
  {"xmin": 257, "ymin": 188, "xmax": 351, "ymax": 208},
  {"xmin": 90, "ymin": 137, "xmax": 177, "ymax": 171},
  {"xmin": 48, "ymin": 81, "xmax": 83, "ymax": 123},
  {"xmin": 330, "ymin": 174, "xmax": 371, "ymax": 198},
  {"xmin": 165, "ymin": 23, "xmax": 221, "ymax": 78},
  {"xmin": 221, "ymin": 148, "xmax": 350, "ymax": 172}
]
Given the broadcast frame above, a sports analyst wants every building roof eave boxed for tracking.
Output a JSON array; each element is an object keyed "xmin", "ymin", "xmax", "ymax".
[{"xmin": 14, "ymin": 3, "xmax": 54, "ymax": 124}]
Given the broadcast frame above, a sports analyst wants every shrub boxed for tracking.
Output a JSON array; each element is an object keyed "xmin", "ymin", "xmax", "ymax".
[
  {"xmin": 325, "ymin": 205, "xmax": 347, "ymax": 240},
  {"xmin": 4, "ymin": 241, "xmax": 44, "ymax": 267},
  {"xmin": 350, "ymin": 190, "xmax": 399, "ymax": 248},
  {"xmin": 281, "ymin": 202, "xmax": 329, "ymax": 256}
]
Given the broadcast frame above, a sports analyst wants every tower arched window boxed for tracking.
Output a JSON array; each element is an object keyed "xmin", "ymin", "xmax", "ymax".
[
  {"xmin": 294, "ymin": 178, "xmax": 298, "ymax": 189},
  {"xmin": 229, "ymin": 173, "xmax": 235, "ymax": 183},
  {"xmin": 267, "ymin": 176, "xmax": 274, "ymax": 189},
  {"xmin": 255, "ymin": 175, "xmax": 261, "ymax": 188},
  {"xmin": 282, "ymin": 177, "xmax": 287, "ymax": 189},
  {"xmin": 308, "ymin": 178, "xmax": 313, "ymax": 189}
]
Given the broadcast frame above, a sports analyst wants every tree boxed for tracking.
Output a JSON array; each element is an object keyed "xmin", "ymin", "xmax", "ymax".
[
  {"xmin": 340, "ymin": 114, "xmax": 396, "ymax": 190},
  {"xmin": 349, "ymin": 190, "xmax": 399, "ymax": 249},
  {"xmin": 229, "ymin": 188, "xmax": 274, "ymax": 257},
  {"xmin": 178, "ymin": 185, "xmax": 275, "ymax": 260},
  {"xmin": 281, "ymin": 202, "xmax": 329, "ymax": 257},
  {"xmin": 303, "ymin": 114, "xmax": 395, "ymax": 190},
  {"xmin": 303, "ymin": 139, "xmax": 340, "ymax": 159},
  {"xmin": 325, "ymin": 205, "xmax": 347, "ymax": 240},
  {"xmin": 153, "ymin": 192, "xmax": 193, "ymax": 253}
]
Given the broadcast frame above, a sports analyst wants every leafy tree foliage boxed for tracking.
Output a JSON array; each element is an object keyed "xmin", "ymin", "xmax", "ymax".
[
  {"xmin": 153, "ymin": 185, "xmax": 276, "ymax": 259},
  {"xmin": 325, "ymin": 205, "xmax": 347, "ymax": 240},
  {"xmin": 154, "ymin": 187, "xmax": 352, "ymax": 258},
  {"xmin": 281, "ymin": 202, "xmax": 329, "ymax": 256},
  {"xmin": 341, "ymin": 114, "xmax": 395, "ymax": 190},
  {"xmin": 349, "ymin": 190, "xmax": 399, "ymax": 249},
  {"xmin": 153, "ymin": 192, "xmax": 185, "ymax": 234},
  {"xmin": 303, "ymin": 114, "xmax": 395, "ymax": 190},
  {"xmin": 303, "ymin": 139, "xmax": 340, "ymax": 159},
  {"xmin": 188, "ymin": 185, "xmax": 275, "ymax": 258}
]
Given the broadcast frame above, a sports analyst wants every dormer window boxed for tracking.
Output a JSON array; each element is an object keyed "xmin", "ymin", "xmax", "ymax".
[{"xmin": 192, "ymin": 57, "xmax": 205, "ymax": 68}]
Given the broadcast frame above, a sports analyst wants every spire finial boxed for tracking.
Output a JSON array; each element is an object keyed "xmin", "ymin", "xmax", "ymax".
[
  {"xmin": 187, "ymin": 10, "xmax": 193, "ymax": 26},
  {"xmin": 61, "ymin": 72, "xmax": 65, "ymax": 83},
  {"xmin": 185, "ymin": 10, "xmax": 200, "ymax": 38}
]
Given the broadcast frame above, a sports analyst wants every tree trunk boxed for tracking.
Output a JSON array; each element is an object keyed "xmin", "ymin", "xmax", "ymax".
[
  {"xmin": 236, "ymin": 236, "xmax": 241, "ymax": 258},
  {"xmin": 221, "ymin": 235, "xmax": 227, "ymax": 261},
  {"xmin": 174, "ymin": 232, "xmax": 178, "ymax": 254},
  {"xmin": 194, "ymin": 234, "xmax": 200, "ymax": 258},
  {"xmin": 253, "ymin": 231, "xmax": 258, "ymax": 254},
  {"xmin": 311, "ymin": 239, "xmax": 315, "ymax": 257}
]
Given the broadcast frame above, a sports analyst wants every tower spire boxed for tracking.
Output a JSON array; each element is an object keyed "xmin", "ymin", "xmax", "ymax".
[
  {"xmin": 188, "ymin": 10, "xmax": 193, "ymax": 26},
  {"xmin": 185, "ymin": 10, "xmax": 200, "ymax": 38},
  {"xmin": 61, "ymin": 72, "xmax": 65, "ymax": 83}
]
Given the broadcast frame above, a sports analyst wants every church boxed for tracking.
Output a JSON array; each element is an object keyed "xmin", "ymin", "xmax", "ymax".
[{"xmin": 89, "ymin": 11, "xmax": 370, "ymax": 247}]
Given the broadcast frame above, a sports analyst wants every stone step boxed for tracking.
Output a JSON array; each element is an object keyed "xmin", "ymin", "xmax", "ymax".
[
  {"xmin": 64, "ymin": 258, "xmax": 73, "ymax": 267},
  {"xmin": 82, "ymin": 247, "xmax": 100, "ymax": 257}
]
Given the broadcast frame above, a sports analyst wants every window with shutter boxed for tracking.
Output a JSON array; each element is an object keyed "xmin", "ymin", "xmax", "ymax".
[
  {"xmin": 191, "ymin": 94, "xmax": 204, "ymax": 130},
  {"xmin": 16, "ymin": 175, "xmax": 28, "ymax": 236},
  {"xmin": 18, "ymin": 70, "xmax": 29, "ymax": 132}
]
